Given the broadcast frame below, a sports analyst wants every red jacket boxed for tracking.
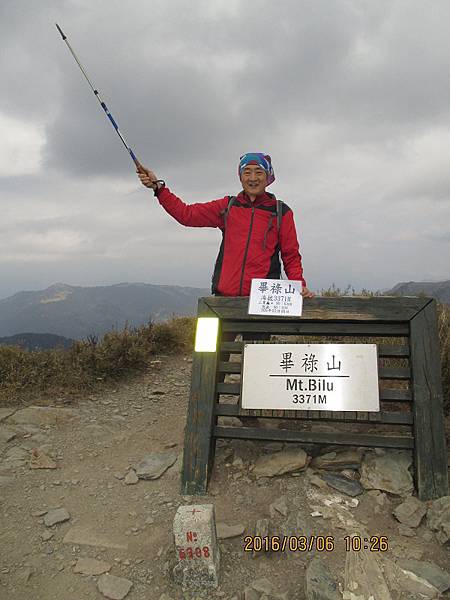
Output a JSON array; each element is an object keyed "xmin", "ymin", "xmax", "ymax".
[{"xmin": 156, "ymin": 187, "xmax": 307, "ymax": 296}]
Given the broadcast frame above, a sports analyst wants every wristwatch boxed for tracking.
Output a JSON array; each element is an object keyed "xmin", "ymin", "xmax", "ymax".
[{"xmin": 153, "ymin": 180, "xmax": 166, "ymax": 196}]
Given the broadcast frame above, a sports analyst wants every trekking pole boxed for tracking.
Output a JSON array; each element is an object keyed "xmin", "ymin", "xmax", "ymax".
[{"xmin": 55, "ymin": 23, "xmax": 147, "ymax": 173}]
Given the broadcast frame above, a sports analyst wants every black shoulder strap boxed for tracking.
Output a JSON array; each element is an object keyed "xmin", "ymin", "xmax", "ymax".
[
  {"xmin": 223, "ymin": 195, "xmax": 236, "ymax": 229},
  {"xmin": 276, "ymin": 198, "xmax": 282, "ymax": 235}
]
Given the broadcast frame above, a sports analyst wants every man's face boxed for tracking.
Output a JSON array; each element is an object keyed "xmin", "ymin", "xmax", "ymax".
[{"xmin": 240, "ymin": 164, "xmax": 268, "ymax": 198}]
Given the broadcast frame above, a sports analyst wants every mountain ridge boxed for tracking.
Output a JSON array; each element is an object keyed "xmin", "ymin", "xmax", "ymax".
[
  {"xmin": 386, "ymin": 280, "xmax": 450, "ymax": 303},
  {"xmin": 0, "ymin": 282, "xmax": 210, "ymax": 341},
  {"xmin": 0, "ymin": 279, "xmax": 448, "ymax": 348}
]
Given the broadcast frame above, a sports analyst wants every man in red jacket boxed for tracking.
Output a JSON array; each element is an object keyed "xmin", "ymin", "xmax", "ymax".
[{"xmin": 137, "ymin": 153, "xmax": 314, "ymax": 298}]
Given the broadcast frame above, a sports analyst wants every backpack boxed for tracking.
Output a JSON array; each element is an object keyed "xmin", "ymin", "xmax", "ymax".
[{"xmin": 223, "ymin": 195, "xmax": 282, "ymax": 235}]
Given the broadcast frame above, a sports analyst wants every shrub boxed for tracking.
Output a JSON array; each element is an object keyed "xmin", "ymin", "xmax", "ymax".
[{"xmin": 0, "ymin": 316, "xmax": 196, "ymax": 406}]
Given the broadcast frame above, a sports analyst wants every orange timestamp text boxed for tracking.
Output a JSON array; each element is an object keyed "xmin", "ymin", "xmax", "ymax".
[{"xmin": 244, "ymin": 535, "xmax": 335, "ymax": 553}]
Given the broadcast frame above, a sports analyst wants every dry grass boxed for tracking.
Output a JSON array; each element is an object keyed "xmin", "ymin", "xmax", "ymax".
[
  {"xmin": 0, "ymin": 316, "xmax": 196, "ymax": 406},
  {"xmin": 438, "ymin": 303, "xmax": 450, "ymax": 413}
]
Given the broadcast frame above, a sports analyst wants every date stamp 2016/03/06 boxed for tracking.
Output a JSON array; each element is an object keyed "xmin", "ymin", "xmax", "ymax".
[{"xmin": 244, "ymin": 536, "xmax": 389, "ymax": 553}]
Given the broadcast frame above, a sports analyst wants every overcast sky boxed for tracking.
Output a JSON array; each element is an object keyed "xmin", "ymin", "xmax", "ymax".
[{"xmin": 1, "ymin": 0, "xmax": 449, "ymax": 300}]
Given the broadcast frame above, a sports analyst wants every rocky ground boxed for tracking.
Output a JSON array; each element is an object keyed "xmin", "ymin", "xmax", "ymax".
[{"xmin": 0, "ymin": 353, "xmax": 449, "ymax": 600}]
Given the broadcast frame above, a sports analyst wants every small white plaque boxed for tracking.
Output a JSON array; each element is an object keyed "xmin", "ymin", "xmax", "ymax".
[
  {"xmin": 241, "ymin": 344, "xmax": 379, "ymax": 411},
  {"xmin": 248, "ymin": 279, "xmax": 303, "ymax": 317}
]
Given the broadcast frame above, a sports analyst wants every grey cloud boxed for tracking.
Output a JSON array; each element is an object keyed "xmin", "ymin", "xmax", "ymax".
[{"xmin": 0, "ymin": 0, "xmax": 449, "ymax": 303}]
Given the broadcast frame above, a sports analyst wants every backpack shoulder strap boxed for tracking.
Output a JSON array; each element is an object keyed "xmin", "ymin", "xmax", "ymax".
[
  {"xmin": 276, "ymin": 198, "xmax": 282, "ymax": 235},
  {"xmin": 223, "ymin": 195, "xmax": 236, "ymax": 229}
]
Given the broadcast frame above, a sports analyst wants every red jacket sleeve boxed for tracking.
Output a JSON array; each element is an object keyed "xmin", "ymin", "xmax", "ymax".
[
  {"xmin": 156, "ymin": 187, "xmax": 229, "ymax": 228},
  {"xmin": 279, "ymin": 209, "xmax": 307, "ymax": 287}
]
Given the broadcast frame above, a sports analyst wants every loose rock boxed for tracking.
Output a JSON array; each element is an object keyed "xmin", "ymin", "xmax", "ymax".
[
  {"xmin": 44, "ymin": 507, "xmax": 70, "ymax": 527},
  {"xmin": 73, "ymin": 557, "xmax": 111, "ymax": 575},
  {"xmin": 426, "ymin": 495, "xmax": 450, "ymax": 545},
  {"xmin": 253, "ymin": 448, "xmax": 309, "ymax": 478},
  {"xmin": 311, "ymin": 448, "xmax": 364, "ymax": 471},
  {"xmin": 134, "ymin": 451, "xmax": 178, "ymax": 480},
  {"xmin": 322, "ymin": 473, "xmax": 363, "ymax": 497},
  {"xmin": 307, "ymin": 473, "xmax": 328, "ymax": 490},
  {"xmin": 386, "ymin": 558, "xmax": 446, "ymax": 598},
  {"xmin": 97, "ymin": 573, "xmax": 133, "ymax": 600},
  {"xmin": 124, "ymin": 470, "xmax": 139, "ymax": 485},
  {"xmin": 397, "ymin": 559, "xmax": 450, "ymax": 596},
  {"xmin": 393, "ymin": 496, "xmax": 427, "ymax": 528},
  {"xmin": 216, "ymin": 523, "xmax": 245, "ymax": 539},
  {"xmin": 30, "ymin": 448, "xmax": 57, "ymax": 470}
]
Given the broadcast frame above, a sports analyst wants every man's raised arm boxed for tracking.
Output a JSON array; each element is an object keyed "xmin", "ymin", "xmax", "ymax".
[{"xmin": 137, "ymin": 163, "xmax": 228, "ymax": 228}]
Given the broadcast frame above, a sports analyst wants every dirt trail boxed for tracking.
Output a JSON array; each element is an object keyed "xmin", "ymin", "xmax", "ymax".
[{"xmin": 0, "ymin": 354, "xmax": 449, "ymax": 600}]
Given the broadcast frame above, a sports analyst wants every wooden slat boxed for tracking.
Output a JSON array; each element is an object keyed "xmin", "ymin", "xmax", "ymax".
[
  {"xmin": 221, "ymin": 341, "xmax": 244, "ymax": 353},
  {"xmin": 379, "ymin": 344, "xmax": 409, "ymax": 357},
  {"xmin": 217, "ymin": 382, "xmax": 240, "ymax": 394},
  {"xmin": 219, "ymin": 361, "xmax": 242, "ymax": 374},
  {"xmin": 220, "ymin": 341, "xmax": 410, "ymax": 358},
  {"xmin": 214, "ymin": 426, "xmax": 414, "ymax": 448},
  {"xmin": 215, "ymin": 404, "xmax": 413, "ymax": 424},
  {"xmin": 204, "ymin": 295, "xmax": 429, "ymax": 322},
  {"xmin": 379, "ymin": 388, "xmax": 411, "ymax": 401},
  {"xmin": 410, "ymin": 301, "xmax": 449, "ymax": 500},
  {"xmin": 222, "ymin": 321, "xmax": 409, "ymax": 336},
  {"xmin": 379, "ymin": 367, "xmax": 410, "ymax": 379}
]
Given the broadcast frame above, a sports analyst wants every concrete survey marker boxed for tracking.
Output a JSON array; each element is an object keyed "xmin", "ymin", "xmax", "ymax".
[{"xmin": 173, "ymin": 504, "xmax": 220, "ymax": 591}]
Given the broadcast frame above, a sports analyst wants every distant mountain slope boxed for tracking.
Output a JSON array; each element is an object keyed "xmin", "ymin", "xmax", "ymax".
[
  {"xmin": 386, "ymin": 280, "xmax": 450, "ymax": 304},
  {"xmin": 0, "ymin": 282, "xmax": 210, "ymax": 340},
  {"xmin": 0, "ymin": 332, "xmax": 75, "ymax": 351}
]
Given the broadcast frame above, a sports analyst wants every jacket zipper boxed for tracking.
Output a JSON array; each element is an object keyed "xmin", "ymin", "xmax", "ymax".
[{"xmin": 239, "ymin": 205, "xmax": 255, "ymax": 295}]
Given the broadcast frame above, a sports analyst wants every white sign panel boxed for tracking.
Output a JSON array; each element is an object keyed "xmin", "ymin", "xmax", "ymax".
[
  {"xmin": 241, "ymin": 344, "xmax": 379, "ymax": 411},
  {"xmin": 248, "ymin": 279, "xmax": 303, "ymax": 317}
]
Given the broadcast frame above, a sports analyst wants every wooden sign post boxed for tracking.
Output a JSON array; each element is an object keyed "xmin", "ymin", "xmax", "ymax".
[{"xmin": 181, "ymin": 296, "xmax": 449, "ymax": 501}]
